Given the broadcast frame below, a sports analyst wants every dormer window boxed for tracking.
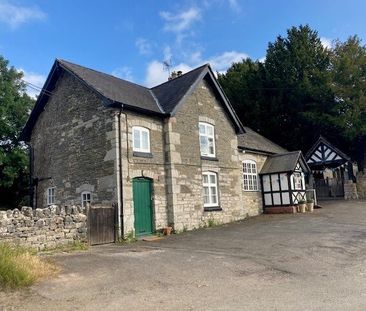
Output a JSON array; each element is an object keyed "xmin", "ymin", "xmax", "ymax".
[
  {"xmin": 132, "ymin": 126, "xmax": 150, "ymax": 153},
  {"xmin": 199, "ymin": 122, "xmax": 215, "ymax": 157}
]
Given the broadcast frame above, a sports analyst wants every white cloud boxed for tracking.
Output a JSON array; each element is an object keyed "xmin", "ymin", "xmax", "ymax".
[
  {"xmin": 163, "ymin": 45, "xmax": 172, "ymax": 61},
  {"xmin": 19, "ymin": 69, "xmax": 46, "ymax": 99},
  {"xmin": 258, "ymin": 56, "xmax": 266, "ymax": 63},
  {"xmin": 207, "ymin": 51, "xmax": 248, "ymax": 73},
  {"xmin": 0, "ymin": 0, "xmax": 46, "ymax": 28},
  {"xmin": 320, "ymin": 37, "xmax": 332, "ymax": 50},
  {"xmin": 144, "ymin": 60, "xmax": 193, "ymax": 87},
  {"xmin": 111, "ymin": 66, "xmax": 134, "ymax": 81},
  {"xmin": 135, "ymin": 38, "xmax": 152, "ymax": 55},
  {"xmin": 160, "ymin": 7, "xmax": 201, "ymax": 33},
  {"xmin": 160, "ymin": 7, "xmax": 201, "ymax": 43},
  {"xmin": 227, "ymin": 0, "xmax": 241, "ymax": 12},
  {"xmin": 144, "ymin": 50, "xmax": 248, "ymax": 87}
]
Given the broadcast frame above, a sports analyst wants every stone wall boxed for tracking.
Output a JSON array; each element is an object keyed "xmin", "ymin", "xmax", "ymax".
[
  {"xmin": 163, "ymin": 79, "xmax": 245, "ymax": 231},
  {"xmin": 0, "ymin": 205, "xmax": 87, "ymax": 250},
  {"xmin": 344, "ymin": 180, "xmax": 359, "ymax": 200},
  {"xmin": 356, "ymin": 172, "xmax": 366, "ymax": 199},
  {"xmin": 30, "ymin": 70, "xmax": 117, "ymax": 208},
  {"xmin": 119, "ymin": 111, "xmax": 168, "ymax": 234},
  {"xmin": 238, "ymin": 151, "xmax": 268, "ymax": 216}
]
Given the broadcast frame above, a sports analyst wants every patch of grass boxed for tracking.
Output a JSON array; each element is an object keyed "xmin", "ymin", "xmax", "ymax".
[
  {"xmin": 118, "ymin": 231, "xmax": 136, "ymax": 244},
  {"xmin": 207, "ymin": 219, "xmax": 217, "ymax": 228},
  {"xmin": 0, "ymin": 243, "xmax": 59, "ymax": 289},
  {"xmin": 42, "ymin": 240, "xmax": 89, "ymax": 255}
]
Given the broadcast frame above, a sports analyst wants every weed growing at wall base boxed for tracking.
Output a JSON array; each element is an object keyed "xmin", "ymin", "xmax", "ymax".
[{"xmin": 0, "ymin": 243, "xmax": 59, "ymax": 289}]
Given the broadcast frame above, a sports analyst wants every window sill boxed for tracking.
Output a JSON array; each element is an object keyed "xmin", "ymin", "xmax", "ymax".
[
  {"xmin": 133, "ymin": 151, "xmax": 153, "ymax": 158},
  {"xmin": 201, "ymin": 156, "xmax": 218, "ymax": 161},
  {"xmin": 204, "ymin": 206, "xmax": 222, "ymax": 212}
]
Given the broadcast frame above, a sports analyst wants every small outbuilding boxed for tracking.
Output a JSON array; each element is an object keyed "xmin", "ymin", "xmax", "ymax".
[
  {"xmin": 306, "ymin": 136, "xmax": 354, "ymax": 199},
  {"xmin": 260, "ymin": 151, "xmax": 310, "ymax": 210}
]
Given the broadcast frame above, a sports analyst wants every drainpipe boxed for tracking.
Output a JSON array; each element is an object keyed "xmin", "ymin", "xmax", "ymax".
[
  {"xmin": 27, "ymin": 143, "xmax": 34, "ymax": 209},
  {"xmin": 117, "ymin": 107, "xmax": 125, "ymax": 239}
]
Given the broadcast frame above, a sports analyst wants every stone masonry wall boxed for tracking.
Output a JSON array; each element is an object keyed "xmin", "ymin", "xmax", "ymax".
[
  {"xmin": 344, "ymin": 180, "xmax": 359, "ymax": 200},
  {"xmin": 165, "ymin": 79, "xmax": 245, "ymax": 231},
  {"xmin": 119, "ymin": 111, "xmax": 168, "ymax": 235},
  {"xmin": 238, "ymin": 152, "xmax": 268, "ymax": 216},
  {"xmin": 30, "ymin": 70, "xmax": 117, "ymax": 208},
  {"xmin": 356, "ymin": 172, "xmax": 366, "ymax": 199},
  {"xmin": 0, "ymin": 205, "xmax": 87, "ymax": 251}
]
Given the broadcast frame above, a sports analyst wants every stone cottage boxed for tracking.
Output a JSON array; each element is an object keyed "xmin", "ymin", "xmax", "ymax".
[{"xmin": 21, "ymin": 59, "xmax": 305, "ymax": 241}]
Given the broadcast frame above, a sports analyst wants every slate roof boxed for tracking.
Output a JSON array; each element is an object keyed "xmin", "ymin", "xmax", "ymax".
[
  {"xmin": 151, "ymin": 64, "xmax": 208, "ymax": 113},
  {"xmin": 22, "ymin": 59, "xmax": 245, "ymax": 141},
  {"xmin": 58, "ymin": 60, "xmax": 162, "ymax": 114},
  {"xmin": 260, "ymin": 151, "xmax": 310, "ymax": 174},
  {"xmin": 237, "ymin": 127, "xmax": 287, "ymax": 154}
]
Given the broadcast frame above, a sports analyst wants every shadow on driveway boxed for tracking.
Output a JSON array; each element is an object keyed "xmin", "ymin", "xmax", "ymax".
[{"xmin": 1, "ymin": 200, "xmax": 366, "ymax": 311}]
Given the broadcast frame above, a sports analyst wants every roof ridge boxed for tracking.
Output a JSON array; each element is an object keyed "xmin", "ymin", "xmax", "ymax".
[
  {"xmin": 270, "ymin": 150, "xmax": 301, "ymax": 157},
  {"xmin": 57, "ymin": 58, "xmax": 151, "ymax": 91},
  {"xmin": 151, "ymin": 63, "xmax": 209, "ymax": 90}
]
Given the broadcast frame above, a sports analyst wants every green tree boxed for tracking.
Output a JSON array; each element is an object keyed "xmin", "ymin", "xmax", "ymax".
[
  {"xmin": 262, "ymin": 25, "xmax": 337, "ymax": 151},
  {"xmin": 218, "ymin": 59, "xmax": 265, "ymax": 132},
  {"xmin": 0, "ymin": 56, "xmax": 34, "ymax": 209},
  {"xmin": 330, "ymin": 36, "xmax": 366, "ymax": 170},
  {"xmin": 219, "ymin": 25, "xmax": 340, "ymax": 152}
]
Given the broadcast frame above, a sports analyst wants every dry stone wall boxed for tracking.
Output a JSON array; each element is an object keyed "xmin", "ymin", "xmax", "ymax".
[
  {"xmin": 356, "ymin": 172, "xmax": 366, "ymax": 199},
  {"xmin": 0, "ymin": 205, "xmax": 87, "ymax": 250}
]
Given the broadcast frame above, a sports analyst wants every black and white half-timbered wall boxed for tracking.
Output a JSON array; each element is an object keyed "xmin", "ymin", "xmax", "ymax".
[
  {"xmin": 259, "ymin": 151, "xmax": 310, "ymax": 209},
  {"xmin": 306, "ymin": 136, "xmax": 354, "ymax": 199}
]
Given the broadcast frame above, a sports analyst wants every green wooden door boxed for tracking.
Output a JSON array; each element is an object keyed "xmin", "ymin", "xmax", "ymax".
[{"xmin": 133, "ymin": 178, "xmax": 153, "ymax": 236}]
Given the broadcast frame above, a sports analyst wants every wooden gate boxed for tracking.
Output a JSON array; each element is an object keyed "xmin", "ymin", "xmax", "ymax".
[
  {"xmin": 88, "ymin": 205, "xmax": 116, "ymax": 245},
  {"xmin": 314, "ymin": 179, "xmax": 344, "ymax": 199}
]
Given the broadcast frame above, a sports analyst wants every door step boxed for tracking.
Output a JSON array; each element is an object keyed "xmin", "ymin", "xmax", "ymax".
[{"xmin": 141, "ymin": 236, "xmax": 163, "ymax": 242}]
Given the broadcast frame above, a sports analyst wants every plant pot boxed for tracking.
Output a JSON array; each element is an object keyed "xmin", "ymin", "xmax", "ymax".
[
  {"xmin": 299, "ymin": 203, "xmax": 306, "ymax": 213},
  {"xmin": 307, "ymin": 202, "xmax": 314, "ymax": 212},
  {"xmin": 163, "ymin": 226, "xmax": 173, "ymax": 236}
]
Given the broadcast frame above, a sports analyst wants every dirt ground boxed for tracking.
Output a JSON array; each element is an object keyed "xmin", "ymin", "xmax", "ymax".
[{"xmin": 1, "ymin": 200, "xmax": 366, "ymax": 311}]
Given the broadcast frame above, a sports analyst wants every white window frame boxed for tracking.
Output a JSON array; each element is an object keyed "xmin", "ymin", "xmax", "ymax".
[
  {"xmin": 293, "ymin": 172, "xmax": 303, "ymax": 190},
  {"xmin": 132, "ymin": 126, "xmax": 150, "ymax": 153},
  {"xmin": 199, "ymin": 122, "xmax": 216, "ymax": 158},
  {"xmin": 202, "ymin": 172, "xmax": 219, "ymax": 207},
  {"xmin": 81, "ymin": 191, "xmax": 92, "ymax": 208},
  {"xmin": 243, "ymin": 160, "xmax": 258, "ymax": 191},
  {"xmin": 47, "ymin": 187, "xmax": 55, "ymax": 205}
]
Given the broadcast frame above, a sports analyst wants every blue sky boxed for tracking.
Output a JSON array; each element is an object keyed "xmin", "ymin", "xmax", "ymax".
[{"xmin": 1, "ymin": 0, "xmax": 366, "ymax": 97}]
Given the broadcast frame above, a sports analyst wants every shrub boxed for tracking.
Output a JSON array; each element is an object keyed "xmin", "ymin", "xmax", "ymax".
[{"xmin": 0, "ymin": 243, "xmax": 59, "ymax": 289}]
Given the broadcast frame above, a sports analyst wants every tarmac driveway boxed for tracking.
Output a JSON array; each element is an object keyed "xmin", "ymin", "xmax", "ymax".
[{"xmin": 1, "ymin": 200, "xmax": 366, "ymax": 311}]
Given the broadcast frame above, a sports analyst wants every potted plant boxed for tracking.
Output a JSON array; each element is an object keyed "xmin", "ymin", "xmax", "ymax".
[
  {"xmin": 306, "ymin": 199, "xmax": 314, "ymax": 212},
  {"xmin": 163, "ymin": 226, "xmax": 173, "ymax": 235},
  {"xmin": 298, "ymin": 200, "xmax": 307, "ymax": 213}
]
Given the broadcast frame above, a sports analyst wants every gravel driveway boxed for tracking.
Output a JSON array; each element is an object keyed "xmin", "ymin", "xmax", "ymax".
[{"xmin": 1, "ymin": 200, "xmax": 366, "ymax": 311}]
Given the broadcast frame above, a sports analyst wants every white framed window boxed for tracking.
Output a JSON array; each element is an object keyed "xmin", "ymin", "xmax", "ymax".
[
  {"xmin": 202, "ymin": 172, "xmax": 219, "ymax": 207},
  {"xmin": 81, "ymin": 191, "xmax": 91, "ymax": 208},
  {"xmin": 199, "ymin": 122, "xmax": 216, "ymax": 157},
  {"xmin": 47, "ymin": 187, "xmax": 55, "ymax": 205},
  {"xmin": 243, "ymin": 160, "xmax": 258, "ymax": 191},
  {"xmin": 132, "ymin": 126, "xmax": 150, "ymax": 153},
  {"xmin": 293, "ymin": 172, "xmax": 303, "ymax": 190}
]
